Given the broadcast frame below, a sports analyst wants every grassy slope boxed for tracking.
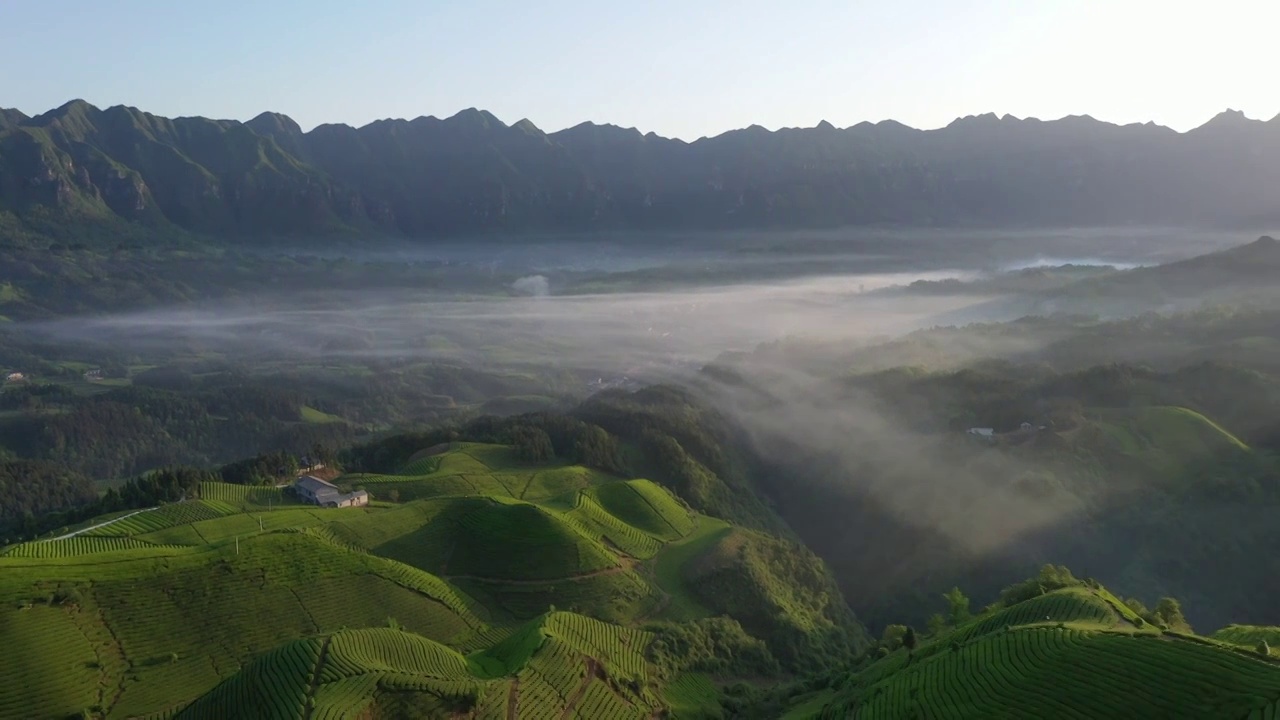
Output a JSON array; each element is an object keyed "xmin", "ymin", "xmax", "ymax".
[
  {"xmin": 299, "ymin": 404, "xmax": 343, "ymax": 424},
  {"xmin": 792, "ymin": 585, "xmax": 1280, "ymax": 719},
  {"xmin": 1214, "ymin": 625, "xmax": 1280, "ymax": 652},
  {"xmin": 1091, "ymin": 405, "xmax": 1250, "ymax": 460},
  {"xmin": 0, "ymin": 444, "xmax": 719, "ymax": 718},
  {"xmin": 650, "ymin": 516, "xmax": 733, "ymax": 621}
]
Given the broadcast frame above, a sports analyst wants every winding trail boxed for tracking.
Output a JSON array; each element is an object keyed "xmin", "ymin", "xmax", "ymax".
[{"xmin": 506, "ymin": 677, "xmax": 520, "ymax": 720}]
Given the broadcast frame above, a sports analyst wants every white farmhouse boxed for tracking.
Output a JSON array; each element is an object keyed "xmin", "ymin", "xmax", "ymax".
[{"xmin": 293, "ymin": 475, "xmax": 369, "ymax": 508}]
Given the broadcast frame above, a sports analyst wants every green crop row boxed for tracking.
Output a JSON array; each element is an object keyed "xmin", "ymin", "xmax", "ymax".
[
  {"xmin": 564, "ymin": 494, "xmax": 663, "ymax": 559},
  {"xmin": 324, "ymin": 628, "xmax": 471, "ymax": 681},
  {"xmin": 198, "ymin": 482, "xmax": 290, "ymax": 507},
  {"xmin": 953, "ymin": 589, "xmax": 1116, "ymax": 643},
  {"xmin": 2, "ymin": 535, "xmax": 181, "ymax": 558},
  {"xmin": 175, "ymin": 636, "xmax": 321, "ymax": 720},
  {"xmin": 545, "ymin": 612, "xmax": 652, "ymax": 681},
  {"xmin": 82, "ymin": 501, "xmax": 236, "ymax": 538},
  {"xmin": 575, "ymin": 679, "xmax": 646, "ymax": 719},
  {"xmin": 588, "ymin": 480, "xmax": 694, "ymax": 541},
  {"xmin": 514, "ymin": 672, "xmax": 567, "ymax": 720},
  {"xmin": 832, "ymin": 626, "xmax": 1280, "ymax": 719}
]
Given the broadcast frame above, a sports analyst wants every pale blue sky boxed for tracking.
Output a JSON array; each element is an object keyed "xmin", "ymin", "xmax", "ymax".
[{"xmin": 2, "ymin": 0, "xmax": 1275, "ymax": 139}]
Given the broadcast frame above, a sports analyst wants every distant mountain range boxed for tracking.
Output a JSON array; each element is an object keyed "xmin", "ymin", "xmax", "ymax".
[{"xmin": 3, "ymin": 100, "xmax": 1280, "ymax": 242}]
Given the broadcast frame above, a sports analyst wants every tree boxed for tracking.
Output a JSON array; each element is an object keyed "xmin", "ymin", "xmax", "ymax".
[
  {"xmin": 1258, "ymin": 640, "xmax": 1270, "ymax": 656},
  {"xmin": 927, "ymin": 614, "xmax": 947, "ymax": 636},
  {"xmin": 902, "ymin": 627, "xmax": 917, "ymax": 655},
  {"xmin": 510, "ymin": 426, "xmax": 555, "ymax": 462},
  {"xmin": 1124, "ymin": 597, "xmax": 1149, "ymax": 617},
  {"xmin": 943, "ymin": 587, "xmax": 971, "ymax": 625},
  {"xmin": 880, "ymin": 624, "xmax": 908, "ymax": 650},
  {"xmin": 1153, "ymin": 597, "xmax": 1191, "ymax": 632}
]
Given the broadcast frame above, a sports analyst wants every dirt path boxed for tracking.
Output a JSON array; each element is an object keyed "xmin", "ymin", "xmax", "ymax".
[
  {"xmin": 46, "ymin": 507, "xmax": 158, "ymax": 541},
  {"xmin": 559, "ymin": 657, "xmax": 600, "ymax": 719},
  {"xmin": 506, "ymin": 677, "xmax": 520, "ymax": 720}
]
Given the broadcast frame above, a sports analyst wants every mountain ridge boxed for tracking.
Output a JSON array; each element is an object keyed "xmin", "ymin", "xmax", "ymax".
[{"xmin": 5, "ymin": 100, "xmax": 1280, "ymax": 242}]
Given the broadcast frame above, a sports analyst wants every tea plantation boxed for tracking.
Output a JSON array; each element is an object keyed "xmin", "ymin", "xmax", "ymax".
[
  {"xmin": 790, "ymin": 583, "xmax": 1280, "ymax": 719},
  {"xmin": 8, "ymin": 441, "xmax": 1280, "ymax": 718},
  {"xmin": 0, "ymin": 444, "xmax": 730, "ymax": 718},
  {"xmin": 176, "ymin": 612, "xmax": 662, "ymax": 719}
]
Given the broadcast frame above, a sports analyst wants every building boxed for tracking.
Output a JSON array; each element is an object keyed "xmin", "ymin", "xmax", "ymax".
[
  {"xmin": 293, "ymin": 475, "xmax": 369, "ymax": 508},
  {"xmin": 1020, "ymin": 422, "xmax": 1035, "ymax": 431},
  {"xmin": 5, "ymin": 372, "xmax": 25, "ymax": 383},
  {"xmin": 967, "ymin": 427, "xmax": 995, "ymax": 438}
]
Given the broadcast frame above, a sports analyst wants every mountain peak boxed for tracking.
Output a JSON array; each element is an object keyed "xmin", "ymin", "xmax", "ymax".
[
  {"xmin": 816, "ymin": 119, "xmax": 836, "ymax": 131},
  {"xmin": 553, "ymin": 121, "xmax": 645, "ymax": 143},
  {"xmin": 1195, "ymin": 108, "xmax": 1260, "ymax": 131},
  {"xmin": 445, "ymin": 107, "xmax": 504, "ymax": 129},
  {"xmin": 0, "ymin": 107, "xmax": 28, "ymax": 129},
  {"xmin": 246, "ymin": 111, "xmax": 302, "ymax": 137},
  {"xmin": 32, "ymin": 98, "xmax": 100, "ymax": 126},
  {"xmin": 511, "ymin": 118, "xmax": 544, "ymax": 135},
  {"xmin": 946, "ymin": 112, "xmax": 1001, "ymax": 129}
]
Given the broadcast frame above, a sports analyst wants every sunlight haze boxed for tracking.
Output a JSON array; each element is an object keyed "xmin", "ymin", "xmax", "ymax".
[{"xmin": 3, "ymin": 0, "xmax": 1276, "ymax": 137}]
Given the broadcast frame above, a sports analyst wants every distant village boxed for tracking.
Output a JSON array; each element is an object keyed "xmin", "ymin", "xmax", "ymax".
[{"xmin": 3, "ymin": 367, "xmax": 108, "ymax": 384}]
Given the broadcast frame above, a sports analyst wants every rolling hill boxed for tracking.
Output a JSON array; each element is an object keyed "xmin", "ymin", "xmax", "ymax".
[
  {"xmin": 178, "ymin": 613, "xmax": 664, "ymax": 720},
  {"xmin": 784, "ymin": 575, "xmax": 1280, "ymax": 719},
  {"xmin": 0, "ymin": 442, "xmax": 858, "ymax": 718}
]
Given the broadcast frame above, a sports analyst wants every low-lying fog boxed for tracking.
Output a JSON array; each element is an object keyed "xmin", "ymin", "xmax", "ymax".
[
  {"xmin": 35, "ymin": 272, "xmax": 979, "ymax": 375},
  {"xmin": 30, "ymin": 227, "xmax": 1246, "ymax": 380}
]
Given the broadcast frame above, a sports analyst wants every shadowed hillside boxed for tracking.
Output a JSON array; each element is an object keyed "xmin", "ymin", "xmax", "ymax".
[{"xmin": 5, "ymin": 101, "xmax": 1280, "ymax": 242}]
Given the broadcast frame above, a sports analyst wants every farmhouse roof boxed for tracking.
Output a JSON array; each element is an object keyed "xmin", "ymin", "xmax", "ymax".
[{"xmin": 296, "ymin": 475, "xmax": 337, "ymax": 493}]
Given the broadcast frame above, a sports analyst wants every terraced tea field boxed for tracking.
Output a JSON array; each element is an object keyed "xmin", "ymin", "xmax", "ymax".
[
  {"xmin": 179, "ymin": 614, "xmax": 661, "ymax": 720},
  {"xmin": 0, "ymin": 443, "xmax": 724, "ymax": 717},
  {"xmin": 1215, "ymin": 625, "xmax": 1280, "ymax": 651},
  {"xmin": 800, "ymin": 587, "xmax": 1280, "ymax": 720}
]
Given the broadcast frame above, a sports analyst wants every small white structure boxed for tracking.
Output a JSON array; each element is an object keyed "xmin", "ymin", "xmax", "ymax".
[
  {"xmin": 967, "ymin": 427, "xmax": 995, "ymax": 438},
  {"xmin": 5, "ymin": 372, "xmax": 26, "ymax": 383},
  {"xmin": 1020, "ymin": 422, "xmax": 1035, "ymax": 431},
  {"xmin": 294, "ymin": 475, "xmax": 369, "ymax": 508}
]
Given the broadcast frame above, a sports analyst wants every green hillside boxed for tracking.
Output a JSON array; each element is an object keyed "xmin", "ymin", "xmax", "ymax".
[
  {"xmin": 786, "ymin": 577, "xmax": 1280, "ymax": 720},
  {"xmin": 179, "ymin": 612, "xmax": 662, "ymax": 719},
  {"xmin": 1090, "ymin": 405, "xmax": 1251, "ymax": 474},
  {"xmin": 1215, "ymin": 625, "xmax": 1280, "ymax": 652},
  {"xmin": 0, "ymin": 443, "xmax": 856, "ymax": 717}
]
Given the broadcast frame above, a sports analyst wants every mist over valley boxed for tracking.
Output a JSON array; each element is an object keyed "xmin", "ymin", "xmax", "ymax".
[{"xmin": 4, "ymin": 91, "xmax": 1280, "ymax": 718}]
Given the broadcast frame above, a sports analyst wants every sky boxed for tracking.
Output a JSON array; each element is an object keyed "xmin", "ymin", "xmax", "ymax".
[{"xmin": 2, "ymin": 0, "xmax": 1277, "ymax": 140}]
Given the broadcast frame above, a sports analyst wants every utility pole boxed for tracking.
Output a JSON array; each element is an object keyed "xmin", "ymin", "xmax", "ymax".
[{"xmin": 235, "ymin": 536, "xmax": 239, "ymax": 555}]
